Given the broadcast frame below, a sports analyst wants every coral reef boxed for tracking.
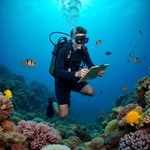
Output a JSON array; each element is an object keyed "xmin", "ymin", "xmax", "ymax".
[
  {"xmin": 116, "ymin": 92, "xmax": 137, "ymax": 107},
  {"xmin": 143, "ymin": 108, "xmax": 150, "ymax": 125},
  {"xmin": 136, "ymin": 76, "xmax": 150, "ymax": 108},
  {"xmin": 4, "ymin": 131, "xmax": 28, "ymax": 147},
  {"xmin": 104, "ymin": 119, "xmax": 119, "ymax": 133},
  {"xmin": 41, "ymin": 144, "xmax": 70, "ymax": 150},
  {"xmin": 88, "ymin": 136, "xmax": 104, "ymax": 149},
  {"xmin": 1, "ymin": 65, "xmax": 150, "ymax": 150},
  {"xmin": 61, "ymin": 136, "xmax": 82, "ymax": 149},
  {"xmin": 11, "ymin": 144, "xmax": 28, "ymax": 150},
  {"xmin": 1, "ymin": 120, "xmax": 15, "ymax": 132},
  {"xmin": 117, "ymin": 104, "xmax": 138, "ymax": 126},
  {"xmin": 0, "ymin": 93, "xmax": 13, "ymax": 121},
  {"xmin": 119, "ymin": 130, "xmax": 150, "ymax": 150},
  {"xmin": 15, "ymin": 120, "xmax": 61, "ymax": 149},
  {"xmin": 117, "ymin": 104, "xmax": 137, "ymax": 121}
]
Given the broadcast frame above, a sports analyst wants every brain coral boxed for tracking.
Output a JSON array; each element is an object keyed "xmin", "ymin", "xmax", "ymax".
[{"xmin": 104, "ymin": 119, "xmax": 119, "ymax": 134}]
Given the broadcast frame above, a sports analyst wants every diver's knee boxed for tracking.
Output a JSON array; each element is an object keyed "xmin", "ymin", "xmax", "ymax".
[
  {"xmin": 88, "ymin": 89, "xmax": 95, "ymax": 96},
  {"xmin": 59, "ymin": 113, "xmax": 68, "ymax": 118}
]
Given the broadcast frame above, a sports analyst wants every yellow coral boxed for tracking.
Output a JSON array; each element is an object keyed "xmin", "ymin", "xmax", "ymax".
[
  {"xmin": 4, "ymin": 131, "xmax": 28, "ymax": 147},
  {"xmin": 104, "ymin": 119, "xmax": 119, "ymax": 134},
  {"xmin": 112, "ymin": 106, "xmax": 123, "ymax": 113}
]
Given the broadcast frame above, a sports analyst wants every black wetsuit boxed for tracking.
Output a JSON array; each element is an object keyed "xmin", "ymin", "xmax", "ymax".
[{"xmin": 54, "ymin": 45, "xmax": 95, "ymax": 105}]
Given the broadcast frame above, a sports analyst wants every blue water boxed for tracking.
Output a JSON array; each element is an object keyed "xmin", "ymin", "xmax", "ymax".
[{"xmin": 0, "ymin": 0, "xmax": 150, "ymax": 123}]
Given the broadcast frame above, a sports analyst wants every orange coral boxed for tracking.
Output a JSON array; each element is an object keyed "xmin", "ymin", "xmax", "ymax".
[{"xmin": 1, "ymin": 120, "xmax": 15, "ymax": 132}]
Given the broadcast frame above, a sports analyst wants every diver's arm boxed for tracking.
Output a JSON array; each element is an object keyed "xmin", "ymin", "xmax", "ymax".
[
  {"xmin": 84, "ymin": 52, "xmax": 95, "ymax": 69},
  {"xmin": 55, "ymin": 48, "xmax": 76, "ymax": 79}
]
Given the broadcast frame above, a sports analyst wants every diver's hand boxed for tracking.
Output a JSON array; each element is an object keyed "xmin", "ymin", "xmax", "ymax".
[
  {"xmin": 75, "ymin": 69, "xmax": 89, "ymax": 77},
  {"xmin": 97, "ymin": 70, "xmax": 104, "ymax": 77}
]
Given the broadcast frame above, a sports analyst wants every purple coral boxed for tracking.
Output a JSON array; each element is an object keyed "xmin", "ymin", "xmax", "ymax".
[
  {"xmin": 0, "ymin": 93, "xmax": 13, "ymax": 121},
  {"xmin": 119, "ymin": 130, "xmax": 150, "ymax": 150},
  {"xmin": 15, "ymin": 120, "xmax": 61, "ymax": 149}
]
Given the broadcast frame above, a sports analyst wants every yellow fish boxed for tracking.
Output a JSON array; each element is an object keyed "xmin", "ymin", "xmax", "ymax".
[
  {"xmin": 4, "ymin": 89, "xmax": 12, "ymax": 99},
  {"xmin": 125, "ymin": 109, "xmax": 144, "ymax": 126}
]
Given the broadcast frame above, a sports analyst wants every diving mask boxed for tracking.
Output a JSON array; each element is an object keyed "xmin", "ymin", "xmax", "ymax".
[{"xmin": 75, "ymin": 36, "xmax": 89, "ymax": 44}]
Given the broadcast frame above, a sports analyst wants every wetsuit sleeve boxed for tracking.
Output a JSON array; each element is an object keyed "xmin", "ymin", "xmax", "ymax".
[
  {"xmin": 55, "ymin": 47, "xmax": 76, "ymax": 79},
  {"xmin": 84, "ymin": 51, "xmax": 95, "ymax": 69}
]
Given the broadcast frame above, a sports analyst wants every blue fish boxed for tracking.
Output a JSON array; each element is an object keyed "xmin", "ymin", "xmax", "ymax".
[{"xmin": 105, "ymin": 51, "xmax": 112, "ymax": 55}]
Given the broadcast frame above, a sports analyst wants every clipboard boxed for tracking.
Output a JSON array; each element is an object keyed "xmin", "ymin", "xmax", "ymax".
[{"xmin": 78, "ymin": 64, "xmax": 109, "ymax": 83}]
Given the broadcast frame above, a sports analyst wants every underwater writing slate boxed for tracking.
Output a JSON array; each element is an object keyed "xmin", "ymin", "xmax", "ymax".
[{"xmin": 78, "ymin": 64, "xmax": 109, "ymax": 83}]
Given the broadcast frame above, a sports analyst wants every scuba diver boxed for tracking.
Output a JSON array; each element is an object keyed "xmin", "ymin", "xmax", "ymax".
[{"xmin": 47, "ymin": 26, "xmax": 104, "ymax": 118}]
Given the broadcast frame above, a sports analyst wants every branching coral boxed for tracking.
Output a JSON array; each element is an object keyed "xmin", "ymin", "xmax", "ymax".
[
  {"xmin": 119, "ymin": 130, "xmax": 150, "ymax": 150},
  {"xmin": 15, "ymin": 120, "xmax": 61, "ymax": 149},
  {"xmin": 0, "ymin": 93, "xmax": 13, "ymax": 121}
]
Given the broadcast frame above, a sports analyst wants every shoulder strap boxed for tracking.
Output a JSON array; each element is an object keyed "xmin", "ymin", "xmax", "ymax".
[{"xmin": 64, "ymin": 45, "xmax": 73, "ymax": 66}]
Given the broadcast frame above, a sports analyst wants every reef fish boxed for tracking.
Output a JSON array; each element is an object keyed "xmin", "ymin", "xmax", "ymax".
[
  {"xmin": 105, "ymin": 51, "xmax": 112, "ymax": 55},
  {"xmin": 96, "ymin": 40, "xmax": 102, "ymax": 45},
  {"xmin": 4, "ymin": 89, "xmax": 12, "ymax": 99},
  {"xmin": 122, "ymin": 87, "xmax": 128, "ymax": 91},
  {"xmin": 134, "ymin": 57, "xmax": 141, "ymax": 63},
  {"xmin": 125, "ymin": 110, "xmax": 144, "ymax": 126},
  {"xmin": 139, "ymin": 30, "xmax": 142, "ymax": 34},
  {"xmin": 21, "ymin": 59, "xmax": 36, "ymax": 68}
]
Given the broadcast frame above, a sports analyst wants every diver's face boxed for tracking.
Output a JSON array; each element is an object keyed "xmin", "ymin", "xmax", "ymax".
[{"xmin": 72, "ymin": 33, "xmax": 86, "ymax": 48}]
